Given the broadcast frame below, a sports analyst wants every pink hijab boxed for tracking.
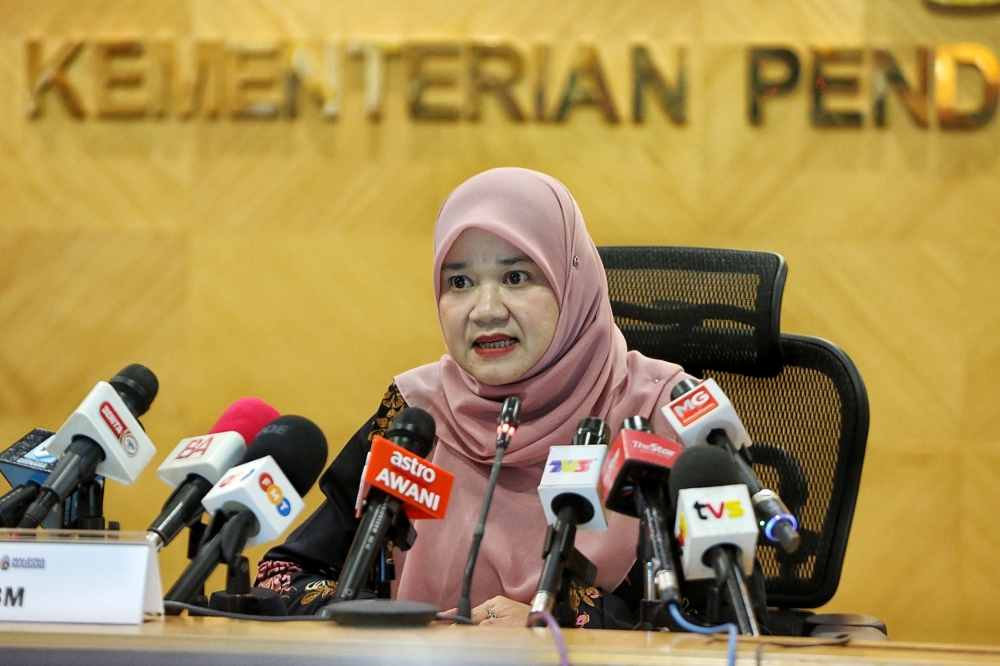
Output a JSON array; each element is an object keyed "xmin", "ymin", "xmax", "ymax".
[{"xmin": 394, "ymin": 167, "xmax": 687, "ymax": 609}]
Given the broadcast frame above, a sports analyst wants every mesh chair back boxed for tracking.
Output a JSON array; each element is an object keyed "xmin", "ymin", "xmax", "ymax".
[
  {"xmin": 598, "ymin": 246, "xmax": 786, "ymax": 377},
  {"xmin": 599, "ymin": 246, "xmax": 869, "ymax": 609}
]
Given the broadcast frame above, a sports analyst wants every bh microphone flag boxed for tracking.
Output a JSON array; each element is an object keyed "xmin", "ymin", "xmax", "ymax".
[
  {"xmin": 674, "ymin": 483, "xmax": 758, "ymax": 580},
  {"xmin": 157, "ymin": 431, "xmax": 246, "ymax": 488},
  {"xmin": 360, "ymin": 435, "xmax": 454, "ymax": 521},
  {"xmin": 201, "ymin": 455, "xmax": 305, "ymax": 547}
]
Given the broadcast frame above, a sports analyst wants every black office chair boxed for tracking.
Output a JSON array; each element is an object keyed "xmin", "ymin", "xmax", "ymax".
[{"xmin": 598, "ymin": 246, "xmax": 880, "ymax": 638}]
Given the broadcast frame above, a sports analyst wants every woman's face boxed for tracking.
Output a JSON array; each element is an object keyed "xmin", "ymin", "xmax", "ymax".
[{"xmin": 438, "ymin": 228, "xmax": 560, "ymax": 386}]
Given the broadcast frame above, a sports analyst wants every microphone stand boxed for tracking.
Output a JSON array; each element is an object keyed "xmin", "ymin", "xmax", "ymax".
[
  {"xmin": 456, "ymin": 396, "xmax": 520, "ymax": 620},
  {"xmin": 705, "ymin": 545, "xmax": 760, "ymax": 636}
]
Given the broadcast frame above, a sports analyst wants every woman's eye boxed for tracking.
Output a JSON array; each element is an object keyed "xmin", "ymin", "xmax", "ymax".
[
  {"xmin": 505, "ymin": 271, "xmax": 528, "ymax": 285},
  {"xmin": 449, "ymin": 276, "xmax": 470, "ymax": 289}
]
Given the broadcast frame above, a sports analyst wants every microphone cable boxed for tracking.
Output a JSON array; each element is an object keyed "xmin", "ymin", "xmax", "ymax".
[{"xmin": 456, "ymin": 396, "xmax": 521, "ymax": 620}]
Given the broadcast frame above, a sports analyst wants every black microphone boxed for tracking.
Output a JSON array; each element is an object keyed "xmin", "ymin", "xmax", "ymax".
[
  {"xmin": 528, "ymin": 417, "xmax": 608, "ymax": 622},
  {"xmin": 19, "ymin": 365, "xmax": 159, "ymax": 529},
  {"xmin": 329, "ymin": 407, "xmax": 437, "ymax": 602},
  {"xmin": 164, "ymin": 415, "xmax": 327, "ymax": 607},
  {"xmin": 456, "ymin": 396, "xmax": 521, "ymax": 620},
  {"xmin": 669, "ymin": 444, "xmax": 761, "ymax": 635}
]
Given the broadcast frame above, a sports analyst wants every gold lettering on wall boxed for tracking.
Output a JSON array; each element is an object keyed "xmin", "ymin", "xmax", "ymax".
[
  {"xmin": 288, "ymin": 42, "xmax": 343, "ymax": 120},
  {"xmin": 631, "ymin": 44, "xmax": 686, "ymax": 124},
  {"xmin": 935, "ymin": 43, "xmax": 1000, "ymax": 128},
  {"xmin": 747, "ymin": 47, "xmax": 800, "ymax": 125},
  {"xmin": 811, "ymin": 48, "xmax": 864, "ymax": 127},
  {"xmin": 554, "ymin": 44, "xmax": 620, "ymax": 123},
  {"xmin": 406, "ymin": 41, "xmax": 462, "ymax": 121},
  {"xmin": 465, "ymin": 42, "xmax": 525, "ymax": 122},
  {"xmin": 172, "ymin": 40, "xmax": 224, "ymax": 119},
  {"xmin": 873, "ymin": 47, "xmax": 931, "ymax": 127},
  {"xmin": 25, "ymin": 38, "xmax": 86, "ymax": 118},
  {"xmin": 226, "ymin": 42, "xmax": 284, "ymax": 118},
  {"xmin": 94, "ymin": 39, "xmax": 146, "ymax": 118},
  {"xmin": 531, "ymin": 43, "xmax": 552, "ymax": 122},
  {"xmin": 348, "ymin": 40, "xmax": 401, "ymax": 121}
]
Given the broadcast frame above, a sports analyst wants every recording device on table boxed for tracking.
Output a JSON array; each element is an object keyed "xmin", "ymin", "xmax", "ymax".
[
  {"xmin": 669, "ymin": 444, "xmax": 761, "ymax": 635},
  {"xmin": 14, "ymin": 364, "xmax": 159, "ymax": 530},
  {"xmin": 599, "ymin": 415, "xmax": 685, "ymax": 628},
  {"xmin": 662, "ymin": 378, "xmax": 800, "ymax": 554},
  {"xmin": 164, "ymin": 415, "xmax": 327, "ymax": 616},
  {"xmin": 146, "ymin": 397, "xmax": 281, "ymax": 553},
  {"xmin": 528, "ymin": 417, "xmax": 609, "ymax": 627}
]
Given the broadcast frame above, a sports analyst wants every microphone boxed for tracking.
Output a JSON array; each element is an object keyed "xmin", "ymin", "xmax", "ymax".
[
  {"xmin": 18, "ymin": 364, "xmax": 159, "ymax": 529},
  {"xmin": 164, "ymin": 415, "xmax": 328, "ymax": 606},
  {"xmin": 599, "ymin": 416, "xmax": 685, "ymax": 604},
  {"xmin": 669, "ymin": 444, "xmax": 760, "ymax": 635},
  {"xmin": 663, "ymin": 378, "xmax": 800, "ymax": 553},
  {"xmin": 456, "ymin": 396, "xmax": 521, "ymax": 620},
  {"xmin": 0, "ymin": 429, "xmax": 56, "ymax": 527},
  {"xmin": 529, "ymin": 417, "xmax": 609, "ymax": 621},
  {"xmin": 330, "ymin": 407, "xmax": 450, "ymax": 602},
  {"xmin": 146, "ymin": 397, "xmax": 281, "ymax": 550}
]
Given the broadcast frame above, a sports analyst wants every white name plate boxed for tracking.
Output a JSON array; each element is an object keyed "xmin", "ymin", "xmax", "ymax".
[{"xmin": 0, "ymin": 529, "xmax": 162, "ymax": 624}]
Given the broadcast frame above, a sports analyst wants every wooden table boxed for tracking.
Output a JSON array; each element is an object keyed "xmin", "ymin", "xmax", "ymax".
[{"xmin": 2, "ymin": 616, "xmax": 999, "ymax": 665}]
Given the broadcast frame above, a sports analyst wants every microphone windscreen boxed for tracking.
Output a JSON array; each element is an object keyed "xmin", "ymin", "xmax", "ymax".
[
  {"xmin": 668, "ymin": 445, "xmax": 743, "ymax": 513},
  {"xmin": 110, "ymin": 364, "xmax": 159, "ymax": 416},
  {"xmin": 243, "ymin": 415, "xmax": 328, "ymax": 497},
  {"xmin": 385, "ymin": 407, "xmax": 436, "ymax": 458},
  {"xmin": 209, "ymin": 397, "xmax": 281, "ymax": 446}
]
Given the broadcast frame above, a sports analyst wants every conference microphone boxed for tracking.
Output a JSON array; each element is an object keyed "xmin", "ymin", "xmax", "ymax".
[
  {"xmin": 599, "ymin": 416, "xmax": 685, "ymax": 604},
  {"xmin": 146, "ymin": 397, "xmax": 281, "ymax": 550},
  {"xmin": 18, "ymin": 364, "xmax": 159, "ymax": 529},
  {"xmin": 456, "ymin": 396, "xmax": 521, "ymax": 620},
  {"xmin": 669, "ymin": 444, "xmax": 760, "ymax": 635},
  {"xmin": 330, "ymin": 407, "xmax": 452, "ymax": 603},
  {"xmin": 529, "ymin": 417, "xmax": 609, "ymax": 620},
  {"xmin": 663, "ymin": 378, "xmax": 800, "ymax": 553},
  {"xmin": 164, "ymin": 415, "xmax": 328, "ymax": 606}
]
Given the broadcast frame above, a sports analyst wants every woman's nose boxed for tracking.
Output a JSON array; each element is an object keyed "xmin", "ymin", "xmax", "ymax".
[{"xmin": 470, "ymin": 283, "xmax": 508, "ymax": 324}]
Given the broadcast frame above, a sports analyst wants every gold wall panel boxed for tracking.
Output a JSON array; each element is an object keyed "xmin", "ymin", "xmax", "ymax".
[{"xmin": 0, "ymin": 0, "xmax": 998, "ymax": 645}]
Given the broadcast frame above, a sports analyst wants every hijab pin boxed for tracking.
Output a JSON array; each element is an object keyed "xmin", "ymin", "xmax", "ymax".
[{"xmin": 572, "ymin": 255, "xmax": 580, "ymax": 267}]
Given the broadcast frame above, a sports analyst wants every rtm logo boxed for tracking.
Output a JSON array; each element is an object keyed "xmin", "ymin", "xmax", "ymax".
[
  {"xmin": 693, "ymin": 500, "xmax": 745, "ymax": 519},
  {"xmin": 2, "ymin": 587, "xmax": 24, "ymax": 607},
  {"xmin": 548, "ymin": 459, "xmax": 593, "ymax": 473},
  {"xmin": 259, "ymin": 473, "xmax": 292, "ymax": 517},
  {"xmin": 670, "ymin": 386, "xmax": 718, "ymax": 426},
  {"xmin": 174, "ymin": 436, "xmax": 214, "ymax": 460}
]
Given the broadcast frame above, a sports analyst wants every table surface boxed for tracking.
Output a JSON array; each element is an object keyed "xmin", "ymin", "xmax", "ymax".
[{"xmin": 2, "ymin": 617, "xmax": 1000, "ymax": 666}]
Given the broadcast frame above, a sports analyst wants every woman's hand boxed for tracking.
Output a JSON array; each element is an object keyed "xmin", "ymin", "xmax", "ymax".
[{"xmin": 470, "ymin": 595, "xmax": 531, "ymax": 627}]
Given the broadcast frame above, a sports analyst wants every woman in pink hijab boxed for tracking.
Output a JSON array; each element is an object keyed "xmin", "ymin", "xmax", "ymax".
[{"xmin": 258, "ymin": 168, "xmax": 688, "ymax": 627}]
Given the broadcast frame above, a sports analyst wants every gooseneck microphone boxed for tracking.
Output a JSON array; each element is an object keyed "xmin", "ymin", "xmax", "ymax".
[
  {"xmin": 146, "ymin": 397, "xmax": 281, "ymax": 550},
  {"xmin": 663, "ymin": 378, "xmax": 800, "ymax": 553},
  {"xmin": 19, "ymin": 365, "xmax": 159, "ymax": 529},
  {"xmin": 669, "ymin": 444, "xmax": 761, "ymax": 635},
  {"xmin": 529, "ymin": 417, "xmax": 609, "ymax": 622},
  {"xmin": 331, "ymin": 408, "xmax": 439, "ymax": 602},
  {"xmin": 164, "ymin": 415, "xmax": 327, "ymax": 607},
  {"xmin": 456, "ymin": 396, "xmax": 521, "ymax": 620}
]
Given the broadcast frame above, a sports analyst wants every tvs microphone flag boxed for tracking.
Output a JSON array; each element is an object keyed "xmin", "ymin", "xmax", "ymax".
[{"xmin": 359, "ymin": 435, "xmax": 454, "ymax": 521}]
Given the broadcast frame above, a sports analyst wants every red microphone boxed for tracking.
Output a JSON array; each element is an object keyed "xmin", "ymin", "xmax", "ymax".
[{"xmin": 599, "ymin": 416, "xmax": 685, "ymax": 604}]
